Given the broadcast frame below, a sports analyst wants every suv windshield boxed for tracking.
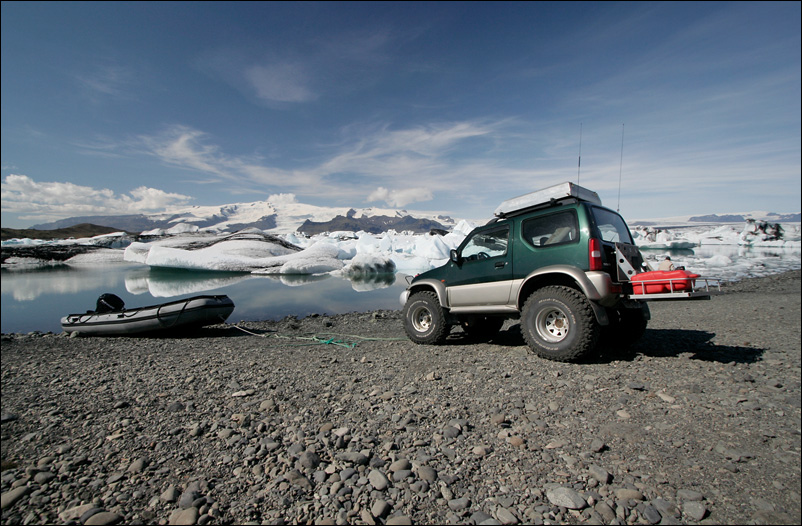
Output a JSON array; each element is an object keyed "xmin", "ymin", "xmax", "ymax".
[{"xmin": 591, "ymin": 206, "xmax": 633, "ymax": 243}]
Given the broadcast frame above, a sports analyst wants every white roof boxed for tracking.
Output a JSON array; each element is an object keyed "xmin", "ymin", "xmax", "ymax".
[{"xmin": 494, "ymin": 182, "xmax": 601, "ymax": 217}]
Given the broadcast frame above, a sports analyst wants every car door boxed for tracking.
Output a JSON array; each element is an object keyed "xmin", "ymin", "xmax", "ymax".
[{"xmin": 447, "ymin": 224, "xmax": 513, "ymax": 307}]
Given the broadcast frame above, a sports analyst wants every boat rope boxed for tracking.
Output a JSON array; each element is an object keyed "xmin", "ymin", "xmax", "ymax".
[
  {"xmin": 228, "ymin": 324, "xmax": 405, "ymax": 349},
  {"xmin": 155, "ymin": 299, "xmax": 191, "ymax": 328}
]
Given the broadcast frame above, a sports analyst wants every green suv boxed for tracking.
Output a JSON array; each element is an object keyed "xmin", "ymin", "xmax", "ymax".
[{"xmin": 400, "ymin": 182, "xmax": 654, "ymax": 362}]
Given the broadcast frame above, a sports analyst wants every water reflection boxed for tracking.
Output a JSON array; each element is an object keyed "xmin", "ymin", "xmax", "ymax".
[
  {"xmin": 1, "ymin": 264, "xmax": 136, "ymax": 301},
  {"xmin": 659, "ymin": 248, "xmax": 696, "ymax": 257},
  {"xmin": 123, "ymin": 267, "xmax": 397, "ymax": 297},
  {"xmin": 1, "ymin": 263, "xmax": 408, "ymax": 334},
  {"xmin": 125, "ymin": 267, "xmax": 256, "ymax": 297}
]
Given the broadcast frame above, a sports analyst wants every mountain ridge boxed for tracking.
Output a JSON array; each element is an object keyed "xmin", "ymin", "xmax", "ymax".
[
  {"xmin": 28, "ymin": 199, "xmax": 456, "ymax": 235},
  {"xmin": 23, "ymin": 196, "xmax": 802, "ymax": 236},
  {"xmin": 1, "ymin": 223, "xmax": 131, "ymax": 242}
]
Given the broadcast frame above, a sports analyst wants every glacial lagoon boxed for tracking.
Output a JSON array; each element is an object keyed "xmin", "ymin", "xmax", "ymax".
[{"xmin": 2, "ymin": 243, "xmax": 800, "ymax": 334}]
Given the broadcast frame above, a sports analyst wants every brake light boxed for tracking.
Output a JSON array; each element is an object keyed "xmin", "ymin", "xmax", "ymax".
[{"xmin": 589, "ymin": 238, "xmax": 603, "ymax": 270}]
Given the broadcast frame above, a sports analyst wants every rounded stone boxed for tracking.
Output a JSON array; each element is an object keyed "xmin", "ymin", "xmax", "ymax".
[{"xmin": 546, "ymin": 487, "xmax": 587, "ymax": 510}]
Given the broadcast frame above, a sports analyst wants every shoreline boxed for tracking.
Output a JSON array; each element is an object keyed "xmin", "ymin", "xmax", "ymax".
[
  {"xmin": 2, "ymin": 268, "xmax": 801, "ymax": 338},
  {"xmin": 2, "ymin": 270, "xmax": 800, "ymax": 525}
]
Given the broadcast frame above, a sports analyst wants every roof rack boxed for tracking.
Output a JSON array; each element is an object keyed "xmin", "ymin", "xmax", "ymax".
[{"xmin": 494, "ymin": 182, "xmax": 601, "ymax": 217}]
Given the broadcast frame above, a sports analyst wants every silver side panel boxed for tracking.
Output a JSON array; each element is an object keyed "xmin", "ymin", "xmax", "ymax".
[
  {"xmin": 448, "ymin": 305, "xmax": 519, "ymax": 314},
  {"xmin": 448, "ymin": 280, "xmax": 513, "ymax": 307},
  {"xmin": 405, "ymin": 268, "xmax": 622, "ymax": 318}
]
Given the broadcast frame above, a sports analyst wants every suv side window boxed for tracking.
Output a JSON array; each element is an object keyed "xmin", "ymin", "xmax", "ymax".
[
  {"xmin": 522, "ymin": 211, "xmax": 579, "ymax": 248},
  {"xmin": 461, "ymin": 226, "xmax": 509, "ymax": 260},
  {"xmin": 591, "ymin": 206, "xmax": 633, "ymax": 243}
]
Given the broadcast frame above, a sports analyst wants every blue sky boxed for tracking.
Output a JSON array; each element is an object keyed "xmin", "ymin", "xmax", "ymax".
[{"xmin": 2, "ymin": 1, "xmax": 800, "ymax": 229}]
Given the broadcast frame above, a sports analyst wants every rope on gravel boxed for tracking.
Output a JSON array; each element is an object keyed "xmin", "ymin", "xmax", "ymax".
[{"xmin": 229, "ymin": 324, "xmax": 406, "ymax": 349}]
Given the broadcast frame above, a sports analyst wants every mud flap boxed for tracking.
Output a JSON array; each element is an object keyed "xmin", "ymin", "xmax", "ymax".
[{"xmin": 589, "ymin": 301, "xmax": 610, "ymax": 326}]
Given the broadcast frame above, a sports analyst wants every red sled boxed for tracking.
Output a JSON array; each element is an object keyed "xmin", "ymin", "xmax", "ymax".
[{"xmin": 631, "ymin": 270, "xmax": 700, "ymax": 294}]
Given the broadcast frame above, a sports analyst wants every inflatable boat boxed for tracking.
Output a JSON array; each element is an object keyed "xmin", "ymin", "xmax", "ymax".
[
  {"xmin": 61, "ymin": 295, "xmax": 235, "ymax": 336},
  {"xmin": 630, "ymin": 270, "xmax": 701, "ymax": 294}
]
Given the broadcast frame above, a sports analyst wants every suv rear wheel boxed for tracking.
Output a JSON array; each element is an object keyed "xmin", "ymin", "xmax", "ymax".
[
  {"xmin": 403, "ymin": 291, "xmax": 450, "ymax": 345},
  {"xmin": 521, "ymin": 285, "xmax": 600, "ymax": 362}
]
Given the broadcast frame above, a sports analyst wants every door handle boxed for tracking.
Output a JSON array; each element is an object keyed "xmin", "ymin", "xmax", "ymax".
[{"xmin": 495, "ymin": 261, "xmax": 507, "ymax": 268}]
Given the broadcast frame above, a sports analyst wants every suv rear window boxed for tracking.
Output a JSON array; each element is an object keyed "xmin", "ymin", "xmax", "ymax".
[
  {"xmin": 591, "ymin": 206, "xmax": 633, "ymax": 243},
  {"xmin": 522, "ymin": 210, "xmax": 579, "ymax": 248}
]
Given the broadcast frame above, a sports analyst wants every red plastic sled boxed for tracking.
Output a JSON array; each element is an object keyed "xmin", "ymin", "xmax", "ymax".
[{"xmin": 631, "ymin": 270, "xmax": 700, "ymax": 294}]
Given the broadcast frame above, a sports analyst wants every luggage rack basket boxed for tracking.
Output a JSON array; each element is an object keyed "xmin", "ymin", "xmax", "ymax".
[
  {"xmin": 614, "ymin": 244, "xmax": 722, "ymax": 301},
  {"xmin": 627, "ymin": 276, "xmax": 722, "ymax": 301}
]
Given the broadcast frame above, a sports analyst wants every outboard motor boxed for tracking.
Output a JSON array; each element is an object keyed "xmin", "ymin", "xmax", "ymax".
[{"xmin": 96, "ymin": 293, "xmax": 125, "ymax": 313}]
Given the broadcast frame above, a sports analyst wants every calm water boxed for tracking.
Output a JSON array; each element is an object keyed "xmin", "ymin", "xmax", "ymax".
[
  {"xmin": 1, "ymin": 263, "xmax": 409, "ymax": 334},
  {"xmin": 2, "ymin": 244, "xmax": 800, "ymax": 334}
]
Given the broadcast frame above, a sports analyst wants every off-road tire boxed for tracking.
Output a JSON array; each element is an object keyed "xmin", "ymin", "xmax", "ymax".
[
  {"xmin": 403, "ymin": 291, "xmax": 450, "ymax": 345},
  {"xmin": 459, "ymin": 315, "xmax": 504, "ymax": 341},
  {"xmin": 521, "ymin": 285, "xmax": 600, "ymax": 362}
]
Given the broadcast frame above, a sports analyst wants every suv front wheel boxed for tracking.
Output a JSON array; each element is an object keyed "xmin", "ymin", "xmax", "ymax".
[
  {"xmin": 521, "ymin": 286, "xmax": 600, "ymax": 362},
  {"xmin": 403, "ymin": 291, "xmax": 450, "ymax": 345}
]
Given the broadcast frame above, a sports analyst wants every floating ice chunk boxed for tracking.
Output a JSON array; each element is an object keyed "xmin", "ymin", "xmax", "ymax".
[
  {"xmin": 633, "ymin": 226, "xmax": 697, "ymax": 249},
  {"xmin": 704, "ymin": 254, "xmax": 733, "ymax": 267},
  {"xmin": 389, "ymin": 253, "xmax": 436, "ymax": 273},
  {"xmin": 65, "ymin": 249, "xmax": 125, "ymax": 265},
  {"xmin": 277, "ymin": 243, "xmax": 344, "ymax": 274},
  {"xmin": 356, "ymin": 233, "xmax": 393, "ymax": 254},
  {"xmin": 314, "ymin": 238, "xmax": 357, "ymax": 259},
  {"xmin": 166, "ymin": 223, "xmax": 200, "ymax": 235},
  {"xmin": 452, "ymin": 220, "xmax": 477, "ymax": 236},
  {"xmin": 339, "ymin": 253, "xmax": 396, "ymax": 278},
  {"xmin": 413, "ymin": 234, "xmax": 451, "ymax": 260},
  {"xmin": 124, "ymin": 242, "xmax": 154, "ymax": 264}
]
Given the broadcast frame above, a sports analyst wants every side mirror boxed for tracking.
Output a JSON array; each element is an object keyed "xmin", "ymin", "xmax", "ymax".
[{"xmin": 450, "ymin": 249, "xmax": 460, "ymax": 264}]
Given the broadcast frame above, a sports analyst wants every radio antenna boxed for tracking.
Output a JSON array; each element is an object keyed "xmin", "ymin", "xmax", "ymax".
[
  {"xmin": 577, "ymin": 122, "xmax": 582, "ymax": 184},
  {"xmin": 617, "ymin": 123, "xmax": 624, "ymax": 212}
]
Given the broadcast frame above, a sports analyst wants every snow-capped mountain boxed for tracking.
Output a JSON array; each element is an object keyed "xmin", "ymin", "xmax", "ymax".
[
  {"xmin": 630, "ymin": 211, "xmax": 801, "ymax": 227},
  {"xmin": 28, "ymin": 194, "xmax": 800, "ymax": 235},
  {"xmin": 30, "ymin": 198, "xmax": 460, "ymax": 234}
]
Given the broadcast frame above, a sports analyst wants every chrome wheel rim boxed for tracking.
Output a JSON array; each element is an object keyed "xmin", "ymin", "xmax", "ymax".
[
  {"xmin": 536, "ymin": 307, "xmax": 569, "ymax": 342},
  {"xmin": 411, "ymin": 305, "xmax": 433, "ymax": 333}
]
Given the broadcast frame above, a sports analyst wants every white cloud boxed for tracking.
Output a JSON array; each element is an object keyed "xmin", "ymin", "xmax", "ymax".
[
  {"xmin": 245, "ymin": 63, "xmax": 317, "ymax": 103},
  {"xmin": 268, "ymin": 193, "xmax": 298, "ymax": 204},
  {"xmin": 1, "ymin": 174, "xmax": 192, "ymax": 223},
  {"xmin": 367, "ymin": 187, "xmax": 433, "ymax": 207},
  {"xmin": 127, "ymin": 186, "xmax": 193, "ymax": 211}
]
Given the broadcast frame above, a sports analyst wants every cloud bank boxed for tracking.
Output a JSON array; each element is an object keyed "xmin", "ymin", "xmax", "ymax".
[{"xmin": 1, "ymin": 174, "xmax": 192, "ymax": 224}]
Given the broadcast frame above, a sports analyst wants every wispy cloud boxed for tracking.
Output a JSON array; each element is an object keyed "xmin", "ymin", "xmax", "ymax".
[
  {"xmin": 244, "ymin": 63, "xmax": 317, "ymax": 103},
  {"xmin": 139, "ymin": 127, "xmax": 232, "ymax": 180},
  {"xmin": 134, "ymin": 120, "xmax": 508, "ymax": 206},
  {"xmin": 197, "ymin": 27, "xmax": 399, "ymax": 106},
  {"xmin": 74, "ymin": 64, "xmax": 137, "ymax": 101}
]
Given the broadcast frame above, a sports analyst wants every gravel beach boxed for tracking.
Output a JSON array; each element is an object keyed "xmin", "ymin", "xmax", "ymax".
[{"xmin": 2, "ymin": 270, "xmax": 800, "ymax": 525}]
